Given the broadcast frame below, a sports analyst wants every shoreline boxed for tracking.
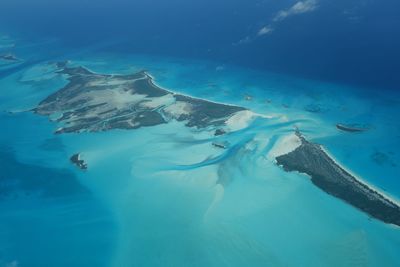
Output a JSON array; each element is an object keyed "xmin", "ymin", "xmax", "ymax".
[
  {"xmin": 145, "ymin": 72, "xmax": 276, "ymax": 121},
  {"xmin": 57, "ymin": 62, "xmax": 278, "ymax": 123},
  {"xmin": 320, "ymin": 146, "xmax": 400, "ymax": 207},
  {"xmin": 276, "ymin": 131, "xmax": 400, "ymax": 226},
  {"xmin": 70, "ymin": 62, "xmax": 244, "ymax": 110},
  {"xmin": 145, "ymin": 72, "xmax": 247, "ymax": 109}
]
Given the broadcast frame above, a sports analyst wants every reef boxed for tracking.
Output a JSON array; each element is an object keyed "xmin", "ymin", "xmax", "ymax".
[
  {"xmin": 275, "ymin": 131, "xmax": 400, "ymax": 227},
  {"xmin": 304, "ymin": 103, "xmax": 324, "ymax": 113},
  {"xmin": 0, "ymin": 53, "xmax": 18, "ymax": 62}
]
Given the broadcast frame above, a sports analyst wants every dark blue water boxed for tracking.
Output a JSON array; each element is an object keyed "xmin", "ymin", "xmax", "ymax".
[
  {"xmin": 0, "ymin": 110, "xmax": 117, "ymax": 267},
  {"xmin": 1, "ymin": 0, "xmax": 399, "ymax": 90}
]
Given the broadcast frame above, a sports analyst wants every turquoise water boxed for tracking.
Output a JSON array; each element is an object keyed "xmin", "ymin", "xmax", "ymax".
[{"xmin": 1, "ymin": 37, "xmax": 400, "ymax": 267}]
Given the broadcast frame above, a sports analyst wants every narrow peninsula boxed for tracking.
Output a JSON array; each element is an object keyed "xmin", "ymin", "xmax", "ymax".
[{"xmin": 275, "ymin": 131, "xmax": 400, "ymax": 227}]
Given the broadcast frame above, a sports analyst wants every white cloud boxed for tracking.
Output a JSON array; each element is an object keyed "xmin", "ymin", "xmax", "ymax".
[
  {"xmin": 233, "ymin": 36, "xmax": 253, "ymax": 46},
  {"xmin": 233, "ymin": 0, "xmax": 319, "ymax": 46},
  {"xmin": 257, "ymin": 25, "xmax": 274, "ymax": 36},
  {"xmin": 273, "ymin": 0, "xmax": 318, "ymax": 22}
]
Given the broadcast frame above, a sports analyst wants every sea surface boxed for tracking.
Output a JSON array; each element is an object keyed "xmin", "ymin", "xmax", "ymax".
[{"xmin": 1, "ymin": 14, "xmax": 400, "ymax": 267}]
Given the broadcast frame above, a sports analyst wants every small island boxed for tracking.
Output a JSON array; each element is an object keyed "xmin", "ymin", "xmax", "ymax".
[
  {"xmin": 214, "ymin": 129, "xmax": 226, "ymax": 136},
  {"xmin": 336, "ymin": 123, "xmax": 368, "ymax": 133},
  {"xmin": 70, "ymin": 153, "xmax": 88, "ymax": 170},
  {"xmin": 212, "ymin": 141, "xmax": 229, "ymax": 149}
]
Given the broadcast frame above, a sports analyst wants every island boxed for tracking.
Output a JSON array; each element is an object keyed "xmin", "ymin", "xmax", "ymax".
[
  {"xmin": 336, "ymin": 123, "xmax": 368, "ymax": 133},
  {"xmin": 212, "ymin": 141, "xmax": 229, "ymax": 149},
  {"xmin": 33, "ymin": 62, "xmax": 400, "ymax": 227},
  {"xmin": 33, "ymin": 62, "xmax": 246, "ymax": 134},
  {"xmin": 276, "ymin": 131, "xmax": 400, "ymax": 226},
  {"xmin": 214, "ymin": 128, "xmax": 226, "ymax": 136},
  {"xmin": 70, "ymin": 153, "xmax": 87, "ymax": 170}
]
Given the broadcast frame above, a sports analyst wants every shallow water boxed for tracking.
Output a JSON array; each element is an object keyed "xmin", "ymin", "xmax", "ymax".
[{"xmin": 1, "ymin": 36, "xmax": 400, "ymax": 267}]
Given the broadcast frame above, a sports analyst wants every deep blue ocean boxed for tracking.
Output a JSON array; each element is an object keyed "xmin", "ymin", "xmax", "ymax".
[
  {"xmin": 1, "ymin": 0, "xmax": 400, "ymax": 90},
  {"xmin": 1, "ymin": 1, "xmax": 400, "ymax": 266}
]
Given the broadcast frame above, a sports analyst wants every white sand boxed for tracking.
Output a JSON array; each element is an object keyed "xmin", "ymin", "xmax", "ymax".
[
  {"xmin": 225, "ymin": 110, "xmax": 256, "ymax": 131},
  {"xmin": 84, "ymin": 89, "xmax": 147, "ymax": 109},
  {"xmin": 321, "ymin": 147, "xmax": 400, "ymax": 207},
  {"xmin": 145, "ymin": 72, "xmax": 246, "ymax": 109},
  {"xmin": 164, "ymin": 101, "xmax": 192, "ymax": 118},
  {"xmin": 87, "ymin": 76, "xmax": 147, "ymax": 87},
  {"xmin": 267, "ymin": 133, "xmax": 302, "ymax": 160},
  {"xmin": 139, "ymin": 94, "xmax": 175, "ymax": 109}
]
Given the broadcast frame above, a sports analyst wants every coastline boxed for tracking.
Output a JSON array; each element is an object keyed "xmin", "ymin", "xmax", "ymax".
[
  {"xmin": 67, "ymin": 63, "xmax": 244, "ymax": 110},
  {"xmin": 320, "ymin": 146, "xmax": 400, "ymax": 208},
  {"xmin": 145, "ymin": 72, "xmax": 248, "ymax": 109},
  {"xmin": 145, "ymin": 71, "xmax": 276, "ymax": 122},
  {"xmin": 275, "ymin": 131, "xmax": 400, "ymax": 226}
]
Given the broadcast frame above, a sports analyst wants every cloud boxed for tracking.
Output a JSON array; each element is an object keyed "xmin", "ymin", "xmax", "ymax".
[
  {"xmin": 233, "ymin": 0, "xmax": 319, "ymax": 46},
  {"xmin": 257, "ymin": 25, "xmax": 274, "ymax": 36},
  {"xmin": 273, "ymin": 0, "xmax": 318, "ymax": 22},
  {"xmin": 233, "ymin": 36, "xmax": 253, "ymax": 46}
]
